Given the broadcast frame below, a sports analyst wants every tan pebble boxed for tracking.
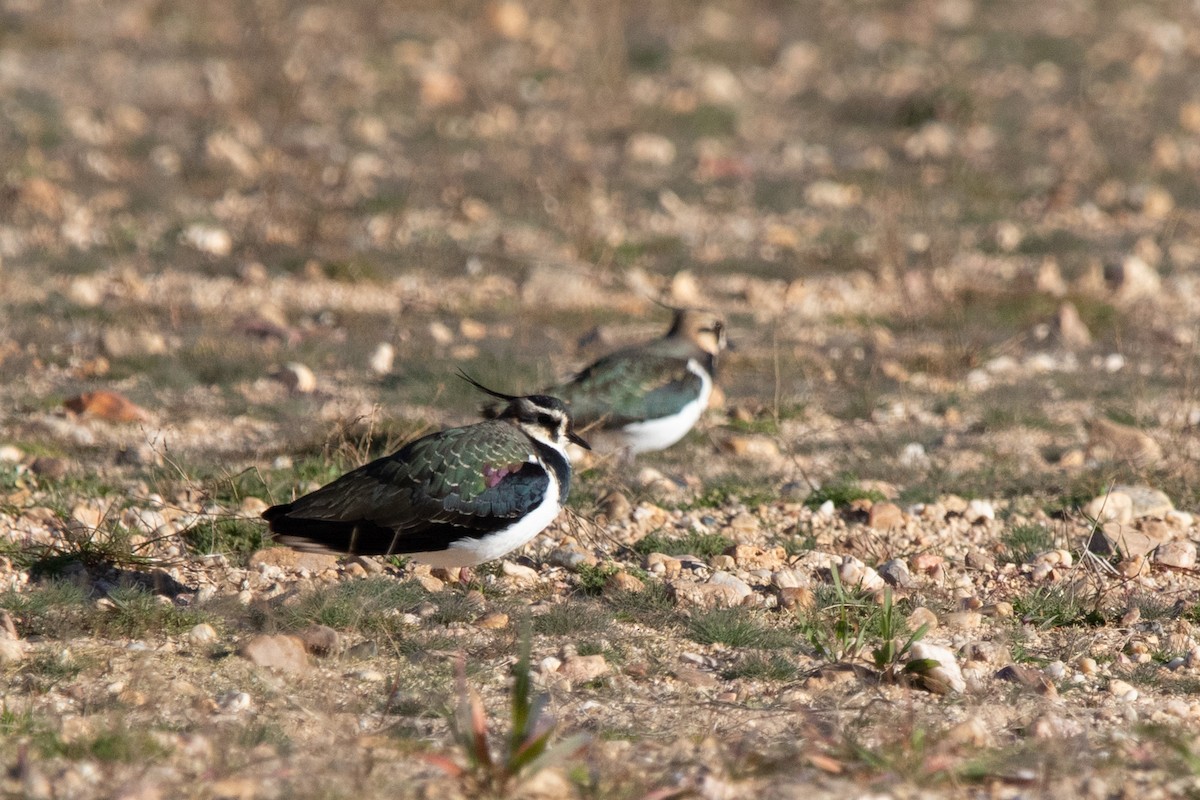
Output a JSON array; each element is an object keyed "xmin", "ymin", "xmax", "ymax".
[
  {"xmin": 910, "ymin": 553, "xmax": 944, "ymax": 573},
  {"xmin": 980, "ymin": 602, "xmax": 1013, "ymax": 618},
  {"xmin": 599, "ymin": 491, "xmax": 631, "ymax": 520},
  {"xmin": 1117, "ymin": 555, "xmax": 1149, "ymax": 578},
  {"xmin": 343, "ymin": 562, "xmax": 368, "ymax": 578},
  {"xmin": 352, "ymin": 556, "xmax": 383, "ymax": 574},
  {"xmin": 237, "ymin": 634, "xmax": 310, "ymax": 674},
  {"xmin": 721, "ymin": 435, "xmax": 781, "ymax": 460},
  {"xmin": 475, "ymin": 612, "xmax": 509, "ymax": 630},
  {"xmin": 709, "ymin": 554, "xmax": 736, "ymax": 570},
  {"xmin": 907, "ymin": 606, "xmax": 939, "ymax": 632},
  {"xmin": 867, "ymin": 501, "xmax": 904, "ymax": 530},
  {"xmin": 239, "ymin": 497, "xmax": 268, "ymax": 515},
  {"xmin": 1108, "ymin": 679, "xmax": 1138, "ymax": 701},
  {"xmin": 413, "ymin": 574, "xmax": 445, "ymax": 593},
  {"xmin": 0, "ymin": 638, "xmax": 26, "ymax": 662},
  {"xmin": 945, "ymin": 717, "xmax": 991, "ymax": 747},
  {"xmin": 501, "ymin": 560, "xmax": 539, "ymax": 583},
  {"xmin": 0, "ymin": 610, "xmax": 18, "ymax": 641},
  {"xmin": 1078, "ymin": 657, "xmax": 1100, "ymax": 676},
  {"xmin": 644, "ymin": 552, "xmax": 682, "ymax": 578},
  {"xmin": 419, "ymin": 70, "xmax": 465, "ymax": 108},
  {"xmin": 943, "ymin": 611, "xmax": 982, "ymax": 630},
  {"xmin": 671, "ymin": 582, "xmax": 743, "ymax": 610},
  {"xmin": 1057, "ymin": 449, "xmax": 1086, "ymax": 468},
  {"xmin": 427, "ymin": 320, "xmax": 455, "ymax": 344},
  {"xmin": 996, "ymin": 664, "xmax": 1058, "ymax": 698},
  {"xmin": 248, "ymin": 548, "xmax": 339, "ymax": 573},
  {"xmin": 188, "ymin": 623, "xmax": 219, "ymax": 647},
  {"xmin": 558, "ymin": 654, "xmax": 609, "ymax": 683},
  {"xmin": 778, "ymin": 587, "xmax": 815, "ymax": 612},
  {"xmin": 459, "ymin": 318, "xmax": 487, "ymax": 340},
  {"xmin": 729, "ymin": 512, "xmax": 759, "ymax": 534},
  {"xmin": 728, "ymin": 544, "xmax": 786, "ymax": 571},
  {"xmin": 63, "ymin": 389, "xmax": 149, "ymax": 422},
  {"xmin": 298, "ymin": 624, "xmax": 340, "ymax": 656},
  {"xmin": 605, "ymin": 572, "xmax": 646, "ymax": 594},
  {"xmin": 1155, "ymin": 541, "xmax": 1197, "ymax": 569},
  {"xmin": 488, "ymin": 1, "xmax": 529, "ymax": 38},
  {"xmin": 673, "ymin": 665, "xmax": 719, "ymax": 689}
]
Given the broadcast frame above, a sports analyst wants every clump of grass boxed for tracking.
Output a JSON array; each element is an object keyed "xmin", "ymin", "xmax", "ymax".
[
  {"xmin": 575, "ymin": 563, "xmax": 619, "ymax": 596},
  {"xmin": 17, "ymin": 522, "xmax": 152, "ymax": 579},
  {"xmin": 680, "ymin": 476, "xmax": 775, "ymax": 510},
  {"xmin": 183, "ymin": 517, "xmax": 264, "ymax": 565},
  {"xmin": 723, "ymin": 652, "xmax": 801, "ymax": 681},
  {"xmin": 533, "ymin": 600, "xmax": 614, "ymax": 637},
  {"xmin": 63, "ymin": 729, "xmax": 170, "ymax": 763},
  {"xmin": 688, "ymin": 609, "xmax": 796, "ymax": 649},
  {"xmin": 797, "ymin": 574, "xmax": 930, "ymax": 679},
  {"xmin": 273, "ymin": 577, "xmax": 429, "ymax": 634},
  {"xmin": 1000, "ymin": 523, "xmax": 1055, "ymax": 565},
  {"xmin": 4, "ymin": 581, "xmax": 207, "ymax": 641},
  {"xmin": 804, "ymin": 474, "xmax": 886, "ymax": 510},
  {"xmin": 606, "ymin": 582, "xmax": 678, "ymax": 627},
  {"xmin": 101, "ymin": 583, "xmax": 210, "ymax": 638},
  {"xmin": 24, "ymin": 650, "xmax": 85, "ymax": 684},
  {"xmin": 1013, "ymin": 585, "xmax": 1103, "ymax": 629},
  {"xmin": 0, "ymin": 707, "xmax": 72, "ymax": 760},
  {"xmin": 0, "ymin": 580, "xmax": 90, "ymax": 637},
  {"xmin": 632, "ymin": 530, "xmax": 732, "ymax": 559}
]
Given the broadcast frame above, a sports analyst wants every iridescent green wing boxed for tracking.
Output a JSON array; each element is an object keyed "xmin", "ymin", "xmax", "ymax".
[{"xmin": 554, "ymin": 350, "xmax": 706, "ymax": 426}]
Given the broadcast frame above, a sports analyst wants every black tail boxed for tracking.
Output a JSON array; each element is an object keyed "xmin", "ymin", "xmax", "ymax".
[{"xmin": 262, "ymin": 503, "xmax": 398, "ymax": 555}]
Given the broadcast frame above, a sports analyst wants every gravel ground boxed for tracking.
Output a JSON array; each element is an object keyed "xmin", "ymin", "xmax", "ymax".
[{"xmin": 3, "ymin": 1, "xmax": 1200, "ymax": 797}]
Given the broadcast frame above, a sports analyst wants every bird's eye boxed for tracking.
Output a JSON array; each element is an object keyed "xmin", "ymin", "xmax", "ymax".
[{"xmin": 536, "ymin": 413, "xmax": 557, "ymax": 428}]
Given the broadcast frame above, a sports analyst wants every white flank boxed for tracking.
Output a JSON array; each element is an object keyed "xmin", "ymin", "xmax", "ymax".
[
  {"xmin": 618, "ymin": 358, "xmax": 712, "ymax": 454},
  {"xmin": 409, "ymin": 452, "xmax": 565, "ymax": 567}
]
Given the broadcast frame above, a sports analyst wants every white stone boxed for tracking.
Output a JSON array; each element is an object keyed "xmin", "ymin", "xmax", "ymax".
[
  {"xmin": 626, "ymin": 133, "xmax": 675, "ymax": 166},
  {"xmin": 181, "ymin": 224, "xmax": 233, "ymax": 256},
  {"xmin": 908, "ymin": 642, "xmax": 966, "ymax": 693},
  {"xmin": 368, "ymin": 343, "xmax": 394, "ymax": 375},
  {"xmin": 501, "ymin": 560, "xmax": 539, "ymax": 583},
  {"xmin": 708, "ymin": 571, "xmax": 752, "ymax": 601},
  {"xmin": 964, "ymin": 499, "xmax": 995, "ymax": 523},
  {"xmin": 188, "ymin": 623, "xmax": 219, "ymax": 646},
  {"xmin": 276, "ymin": 362, "xmax": 317, "ymax": 393}
]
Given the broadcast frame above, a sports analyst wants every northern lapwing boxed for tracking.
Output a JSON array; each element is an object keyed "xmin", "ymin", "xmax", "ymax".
[
  {"xmin": 263, "ymin": 374, "xmax": 589, "ymax": 567},
  {"xmin": 546, "ymin": 308, "xmax": 727, "ymax": 456}
]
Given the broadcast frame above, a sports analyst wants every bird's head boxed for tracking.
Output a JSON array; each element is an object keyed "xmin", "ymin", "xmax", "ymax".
[
  {"xmin": 459, "ymin": 372, "xmax": 590, "ymax": 451},
  {"xmin": 667, "ymin": 308, "xmax": 728, "ymax": 356}
]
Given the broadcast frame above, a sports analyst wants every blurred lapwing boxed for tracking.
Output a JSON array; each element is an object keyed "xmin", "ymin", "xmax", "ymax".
[
  {"xmin": 545, "ymin": 308, "xmax": 727, "ymax": 456},
  {"xmin": 263, "ymin": 374, "xmax": 589, "ymax": 567}
]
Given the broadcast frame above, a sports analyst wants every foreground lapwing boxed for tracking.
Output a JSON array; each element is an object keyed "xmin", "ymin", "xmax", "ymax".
[
  {"xmin": 263, "ymin": 374, "xmax": 589, "ymax": 567},
  {"xmin": 545, "ymin": 308, "xmax": 727, "ymax": 456}
]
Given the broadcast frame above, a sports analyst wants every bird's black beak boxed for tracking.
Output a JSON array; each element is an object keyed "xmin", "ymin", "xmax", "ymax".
[{"xmin": 568, "ymin": 430, "xmax": 592, "ymax": 450}]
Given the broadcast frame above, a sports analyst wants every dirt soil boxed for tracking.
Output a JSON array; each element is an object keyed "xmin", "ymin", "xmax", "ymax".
[{"xmin": 4, "ymin": 1, "xmax": 1200, "ymax": 798}]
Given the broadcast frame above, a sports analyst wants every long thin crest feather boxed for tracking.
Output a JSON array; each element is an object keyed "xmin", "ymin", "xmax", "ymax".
[{"xmin": 457, "ymin": 369, "xmax": 519, "ymax": 402}]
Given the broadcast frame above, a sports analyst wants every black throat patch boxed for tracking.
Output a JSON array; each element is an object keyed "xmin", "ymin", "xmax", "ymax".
[{"xmin": 531, "ymin": 440, "xmax": 571, "ymax": 504}]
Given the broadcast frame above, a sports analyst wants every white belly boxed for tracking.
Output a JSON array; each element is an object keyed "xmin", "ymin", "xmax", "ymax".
[
  {"xmin": 409, "ymin": 463, "xmax": 563, "ymax": 568},
  {"xmin": 618, "ymin": 359, "xmax": 712, "ymax": 454}
]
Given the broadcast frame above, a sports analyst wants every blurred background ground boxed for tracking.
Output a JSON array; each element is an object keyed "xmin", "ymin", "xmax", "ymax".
[{"xmin": 3, "ymin": 1, "xmax": 1200, "ymax": 798}]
